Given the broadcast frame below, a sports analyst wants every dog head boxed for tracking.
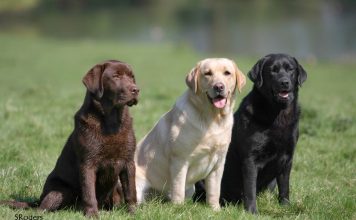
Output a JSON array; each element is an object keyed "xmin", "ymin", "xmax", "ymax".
[
  {"xmin": 248, "ymin": 53, "xmax": 307, "ymax": 106},
  {"xmin": 82, "ymin": 60, "xmax": 139, "ymax": 107},
  {"xmin": 186, "ymin": 58, "xmax": 246, "ymax": 109}
]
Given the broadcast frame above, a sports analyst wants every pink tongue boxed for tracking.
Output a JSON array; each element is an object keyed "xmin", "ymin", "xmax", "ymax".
[
  {"xmin": 279, "ymin": 92, "xmax": 289, "ymax": 98},
  {"xmin": 213, "ymin": 98, "xmax": 227, "ymax": 109}
]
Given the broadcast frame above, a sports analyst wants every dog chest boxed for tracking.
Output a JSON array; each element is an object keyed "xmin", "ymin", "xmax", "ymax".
[
  {"xmin": 77, "ymin": 121, "xmax": 135, "ymax": 161},
  {"xmin": 168, "ymin": 123, "xmax": 230, "ymax": 185},
  {"xmin": 251, "ymin": 128, "xmax": 295, "ymax": 170},
  {"xmin": 186, "ymin": 153, "xmax": 221, "ymax": 184},
  {"xmin": 186, "ymin": 132, "xmax": 230, "ymax": 183}
]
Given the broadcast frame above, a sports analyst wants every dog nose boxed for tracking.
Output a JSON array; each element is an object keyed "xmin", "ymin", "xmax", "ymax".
[
  {"xmin": 213, "ymin": 83, "xmax": 225, "ymax": 93},
  {"xmin": 131, "ymin": 87, "xmax": 139, "ymax": 95},
  {"xmin": 280, "ymin": 80, "xmax": 290, "ymax": 87}
]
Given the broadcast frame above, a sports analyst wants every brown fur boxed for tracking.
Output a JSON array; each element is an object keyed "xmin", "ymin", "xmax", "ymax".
[{"xmin": 1, "ymin": 60, "xmax": 139, "ymax": 217}]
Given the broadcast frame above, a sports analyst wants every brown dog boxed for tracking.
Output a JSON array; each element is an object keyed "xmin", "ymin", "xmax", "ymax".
[{"xmin": 1, "ymin": 60, "xmax": 139, "ymax": 217}]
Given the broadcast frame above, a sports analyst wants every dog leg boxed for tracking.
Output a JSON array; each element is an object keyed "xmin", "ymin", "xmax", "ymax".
[
  {"xmin": 170, "ymin": 160, "xmax": 189, "ymax": 204},
  {"xmin": 38, "ymin": 187, "xmax": 75, "ymax": 211},
  {"xmin": 242, "ymin": 159, "xmax": 258, "ymax": 214},
  {"xmin": 205, "ymin": 158, "xmax": 225, "ymax": 211},
  {"xmin": 135, "ymin": 172, "xmax": 149, "ymax": 204},
  {"xmin": 119, "ymin": 161, "xmax": 137, "ymax": 213},
  {"xmin": 185, "ymin": 186, "xmax": 195, "ymax": 199},
  {"xmin": 112, "ymin": 181, "xmax": 123, "ymax": 206},
  {"xmin": 277, "ymin": 160, "xmax": 292, "ymax": 205},
  {"xmin": 80, "ymin": 166, "xmax": 98, "ymax": 218}
]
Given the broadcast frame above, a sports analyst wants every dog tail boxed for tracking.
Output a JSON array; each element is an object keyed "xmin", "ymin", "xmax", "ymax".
[
  {"xmin": 192, "ymin": 180, "xmax": 206, "ymax": 203},
  {"xmin": 0, "ymin": 200, "xmax": 39, "ymax": 209}
]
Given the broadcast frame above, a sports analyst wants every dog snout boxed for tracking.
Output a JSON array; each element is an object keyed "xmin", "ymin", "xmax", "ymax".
[
  {"xmin": 279, "ymin": 78, "xmax": 290, "ymax": 88},
  {"xmin": 131, "ymin": 86, "xmax": 140, "ymax": 95},
  {"xmin": 213, "ymin": 83, "xmax": 225, "ymax": 93}
]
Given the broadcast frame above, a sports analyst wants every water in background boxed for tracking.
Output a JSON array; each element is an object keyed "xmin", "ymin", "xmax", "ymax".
[{"xmin": 1, "ymin": 0, "xmax": 355, "ymax": 60}]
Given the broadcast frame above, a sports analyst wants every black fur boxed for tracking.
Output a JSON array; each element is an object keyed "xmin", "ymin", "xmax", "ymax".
[{"xmin": 194, "ymin": 53, "xmax": 307, "ymax": 214}]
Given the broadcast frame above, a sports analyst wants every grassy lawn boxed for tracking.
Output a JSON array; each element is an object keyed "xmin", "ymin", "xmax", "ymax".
[{"xmin": 0, "ymin": 33, "xmax": 355, "ymax": 219}]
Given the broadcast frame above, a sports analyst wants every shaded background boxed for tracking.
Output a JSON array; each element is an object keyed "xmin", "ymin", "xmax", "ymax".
[{"xmin": 1, "ymin": 0, "xmax": 356, "ymax": 61}]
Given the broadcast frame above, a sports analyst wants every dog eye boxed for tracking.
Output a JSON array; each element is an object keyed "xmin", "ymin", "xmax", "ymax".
[
  {"xmin": 204, "ymin": 71, "xmax": 212, "ymax": 76},
  {"xmin": 272, "ymin": 66, "xmax": 279, "ymax": 73},
  {"xmin": 284, "ymin": 65, "xmax": 294, "ymax": 72},
  {"xmin": 224, "ymin": 71, "xmax": 231, "ymax": 76}
]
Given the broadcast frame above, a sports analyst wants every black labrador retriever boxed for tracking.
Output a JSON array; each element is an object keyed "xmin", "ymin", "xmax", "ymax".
[{"xmin": 194, "ymin": 53, "xmax": 307, "ymax": 214}]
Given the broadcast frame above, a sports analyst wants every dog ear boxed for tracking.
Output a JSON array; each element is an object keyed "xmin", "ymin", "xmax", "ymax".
[
  {"xmin": 186, "ymin": 61, "xmax": 201, "ymax": 93},
  {"xmin": 233, "ymin": 62, "xmax": 246, "ymax": 93},
  {"xmin": 248, "ymin": 56, "xmax": 268, "ymax": 88},
  {"xmin": 82, "ymin": 63, "xmax": 105, "ymax": 99},
  {"xmin": 293, "ymin": 57, "xmax": 307, "ymax": 86}
]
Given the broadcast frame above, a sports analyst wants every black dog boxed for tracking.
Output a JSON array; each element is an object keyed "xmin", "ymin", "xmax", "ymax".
[{"xmin": 194, "ymin": 53, "xmax": 307, "ymax": 214}]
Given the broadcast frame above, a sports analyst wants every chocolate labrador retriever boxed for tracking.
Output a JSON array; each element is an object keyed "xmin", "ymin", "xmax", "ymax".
[
  {"xmin": 194, "ymin": 54, "xmax": 307, "ymax": 214},
  {"xmin": 1, "ymin": 60, "xmax": 139, "ymax": 217}
]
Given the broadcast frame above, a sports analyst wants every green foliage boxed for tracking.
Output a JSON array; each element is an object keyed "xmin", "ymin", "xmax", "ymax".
[
  {"xmin": 0, "ymin": 33, "xmax": 355, "ymax": 219},
  {"xmin": 0, "ymin": 0, "xmax": 40, "ymax": 12}
]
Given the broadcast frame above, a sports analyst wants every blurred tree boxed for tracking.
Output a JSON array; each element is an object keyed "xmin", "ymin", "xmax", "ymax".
[
  {"xmin": 38, "ymin": 0, "xmax": 151, "ymax": 11},
  {"xmin": 0, "ymin": 0, "xmax": 152, "ymax": 13},
  {"xmin": 0, "ymin": 0, "xmax": 40, "ymax": 12}
]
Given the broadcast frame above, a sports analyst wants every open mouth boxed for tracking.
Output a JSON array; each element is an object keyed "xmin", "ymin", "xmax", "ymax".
[
  {"xmin": 277, "ymin": 91, "xmax": 290, "ymax": 99},
  {"xmin": 207, "ymin": 93, "xmax": 227, "ymax": 109},
  {"xmin": 127, "ymin": 98, "xmax": 138, "ymax": 106}
]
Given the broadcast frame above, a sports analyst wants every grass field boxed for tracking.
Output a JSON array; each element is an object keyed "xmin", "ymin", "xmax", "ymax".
[{"xmin": 0, "ymin": 33, "xmax": 355, "ymax": 219}]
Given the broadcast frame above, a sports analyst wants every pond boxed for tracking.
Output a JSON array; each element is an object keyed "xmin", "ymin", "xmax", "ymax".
[{"xmin": 1, "ymin": 0, "xmax": 355, "ymax": 60}]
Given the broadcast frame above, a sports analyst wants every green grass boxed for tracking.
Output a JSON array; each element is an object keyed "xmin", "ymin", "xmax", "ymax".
[{"xmin": 0, "ymin": 33, "xmax": 355, "ymax": 219}]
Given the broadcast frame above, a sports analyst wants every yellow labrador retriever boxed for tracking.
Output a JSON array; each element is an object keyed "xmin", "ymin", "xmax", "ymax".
[{"xmin": 135, "ymin": 58, "xmax": 246, "ymax": 210}]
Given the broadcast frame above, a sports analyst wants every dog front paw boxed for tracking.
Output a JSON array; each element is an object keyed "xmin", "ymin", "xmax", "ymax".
[
  {"xmin": 245, "ymin": 205, "xmax": 258, "ymax": 214},
  {"xmin": 84, "ymin": 207, "xmax": 99, "ymax": 218},
  {"xmin": 210, "ymin": 203, "xmax": 221, "ymax": 211},
  {"xmin": 171, "ymin": 196, "xmax": 185, "ymax": 205},
  {"xmin": 279, "ymin": 197, "xmax": 290, "ymax": 206},
  {"xmin": 127, "ymin": 204, "xmax": 137, "ymax": 214},
  {"xmin": 171, "ymin": 199, "xmax": 184, "ymax": 205}
]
